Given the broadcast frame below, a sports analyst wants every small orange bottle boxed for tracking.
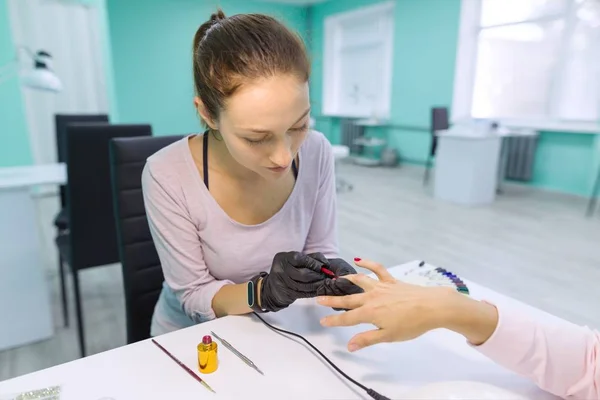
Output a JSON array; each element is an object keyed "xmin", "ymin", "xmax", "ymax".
[{"xmin": 197, "ymin": 335, "xmax": 218, "ymax": 374}]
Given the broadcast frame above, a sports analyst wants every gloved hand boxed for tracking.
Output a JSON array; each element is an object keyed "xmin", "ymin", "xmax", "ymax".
[
  {"xmin": 306, "ymin": 253, "xmax": 364, "ymax": 299},
  {"xmin": 258, "ymin": 252, "xmax": 325, "ymax": 312}
]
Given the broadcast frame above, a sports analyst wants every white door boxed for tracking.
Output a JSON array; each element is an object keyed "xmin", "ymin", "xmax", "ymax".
[{"xmin": 7, "ymin": 0, "xmax": 110, "ymax": 165}]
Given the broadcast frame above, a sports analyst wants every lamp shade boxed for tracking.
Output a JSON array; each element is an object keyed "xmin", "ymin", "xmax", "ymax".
[
  {"xmin": 21, "ymin": 50, "xmax": 62, "ymax": 93},
  {"xmin": 21, "ymin": 68, "xmax": 62, "ymax": 92}
]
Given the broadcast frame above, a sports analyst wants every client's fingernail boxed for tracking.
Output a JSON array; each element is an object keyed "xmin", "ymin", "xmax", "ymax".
[
  {"xmin": 320, "ymin": 317, "xmax": 329, "ymax": 326},
  {"xmin": 348, "ymin": 343, "xmax": 359, "ymax": 352},
  {"xmin": 354, "ymin": 257, "xmax": 361, "ymax": 262},
  {"xmin": 317, "ymin": 296, "xmax": 325, "ymax": 304}
]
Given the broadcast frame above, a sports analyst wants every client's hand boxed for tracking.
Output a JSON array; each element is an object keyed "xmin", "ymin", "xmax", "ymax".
[
  {"xmin": 317, "ymin": 259, "xmax": 499, "ymax": 352},
  {"xmin": 305, "ymin": 253, "xmax": 364, "ymax": 297},
  {"xmin": 258, "ymin": 252, "xmax": 325, "ymax": 312}
]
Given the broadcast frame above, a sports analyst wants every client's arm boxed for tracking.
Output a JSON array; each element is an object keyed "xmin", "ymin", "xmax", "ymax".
[
  {"xmin": 468, "ymin": 298, "xmax": 600, "ymax": 399},
  {"xmin": 318, "ymin": 259, "xmax": 600, "ymax": 400}
]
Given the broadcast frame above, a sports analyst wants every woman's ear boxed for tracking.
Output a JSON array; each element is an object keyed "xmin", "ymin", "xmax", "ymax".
[{"xmin": 194, "ymin": 96, "xmax": 217, "ymax": 129}]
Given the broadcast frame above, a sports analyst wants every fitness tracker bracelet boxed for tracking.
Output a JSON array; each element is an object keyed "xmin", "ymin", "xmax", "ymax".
[{"xmin": 247, "ymin": 272, "xmax": 268, "ymax": 313}]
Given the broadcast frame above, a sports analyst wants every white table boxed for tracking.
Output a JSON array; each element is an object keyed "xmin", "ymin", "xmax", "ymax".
[
  {"xmin": 0, "ymin": 262, "xmax": 559, "ymax": 399},
  {"xmin": 434, "ymin": 132, "xmax": 502, "ymax": 205},
  {"xmin": 0, "ymin": 164, "xmax": 66, "ymax": 351},
  {"xmin": 433, "ymin": 127, "xmax": 537, "ymax": 206}
]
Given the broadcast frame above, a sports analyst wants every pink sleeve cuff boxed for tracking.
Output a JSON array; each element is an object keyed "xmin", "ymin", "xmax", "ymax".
[{"xmin": 469, "ymin": 300, "xmax": 535, "ymax": 366}]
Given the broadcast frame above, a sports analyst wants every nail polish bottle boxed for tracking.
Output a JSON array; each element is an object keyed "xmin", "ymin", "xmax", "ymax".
[{"xmin": 198, "ymin": 335, "xmax": 218, "ymax": 374}]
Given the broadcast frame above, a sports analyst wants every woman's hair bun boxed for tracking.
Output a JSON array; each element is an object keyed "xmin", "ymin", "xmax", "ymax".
[
  {"xmin": 194, "ymin": 8, "xmax": 226, "ymax": 50},
  {"xmin": 210, "ymin": 9, "xmax": 226, "ymax": 22}
]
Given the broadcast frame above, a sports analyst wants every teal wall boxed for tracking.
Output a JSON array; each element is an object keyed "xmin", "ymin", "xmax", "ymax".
[
  {"xmin": 531, "ymin": 131, "xmax": 599, "ymax": 196},
  {"xmin": 308, "ymin": 0, "xmax": 599, "ymax": 197},
  {"xmin": 94, "ymin": 0, "xmax": 119, "ymax": 121},
  {"xmin": 0, "ymin": 0, "xmax": 32, "ymax": 167},
  {"xmin": 387, "ymin": 0, "xmax": 460, "ymax": 163},
  {"xmin": 106, "ymin": 0, "xmax": 308, "ymax": 136}
]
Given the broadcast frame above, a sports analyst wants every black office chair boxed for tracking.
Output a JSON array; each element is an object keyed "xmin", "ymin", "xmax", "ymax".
[
  {"xmin": 54, "ymin": 114, "xmax": 110, "ymax": 232},
  {"xmin": 54, "ymin": 114, "xmax": 109, "ymax": 328},
  {"xmin": 109, "ymin": 135, "xmax": 183, "ymax": 343},
  {"xmin": 56, "ymin": 123, "xmax": 152, "ymax": 357},
  {"xmin": 423, "ymin": 107, "xmax": 449, "ymax": 185}
]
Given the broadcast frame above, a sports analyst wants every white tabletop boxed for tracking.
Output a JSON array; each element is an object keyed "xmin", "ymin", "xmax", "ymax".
[
  {"xmin": 437, "ymin": 127, "xmax": 538, "ymax": 140},
  {"xmin": 0, "ymin": 164, "xmax": 66, "ymax": 190},
  {"xmin": 0, "ymin": 261, "xmax": 560, "ymax": 399}
]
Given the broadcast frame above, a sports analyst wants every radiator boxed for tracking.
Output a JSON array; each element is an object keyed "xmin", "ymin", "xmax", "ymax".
[
  {"xmin": 340, "ymin": 119, "xmax": 365, "ymax": 155},
  {"xmin": 503, "ymin": 135, "xmax": 538, "ymax": 181}
]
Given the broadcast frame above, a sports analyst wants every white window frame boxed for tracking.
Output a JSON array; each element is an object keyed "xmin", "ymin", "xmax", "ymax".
[
  {"xmin": 452, "ymin": 0, "xmax": 600, "ymax": 131},
  {"xmin": 322, "ymin": 1, "xmax": 394, "ymax": 119}
]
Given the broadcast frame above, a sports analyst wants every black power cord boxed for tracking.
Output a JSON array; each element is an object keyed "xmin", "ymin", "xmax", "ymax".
[{"xmin": 253, "ymin": 312, "xmax": 390, "ymax": 400}]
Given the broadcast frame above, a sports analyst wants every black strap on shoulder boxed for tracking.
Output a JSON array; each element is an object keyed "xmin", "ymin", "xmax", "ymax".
[
  {"xmin": 203, "ymin": 132, "xmax": 209, "ymax": 189},
  {"xmin": 292, "ymin": 159, "xmax": 298, "ymax": 180}
]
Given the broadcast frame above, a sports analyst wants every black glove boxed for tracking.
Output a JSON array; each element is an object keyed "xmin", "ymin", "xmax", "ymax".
[
  {"xmin": 259, "ymin": 252, "xmax": 325, "ymax": 312},
  {"xmin": 305, "ymin": 253, "xmax": 364, "ymax": 299}
]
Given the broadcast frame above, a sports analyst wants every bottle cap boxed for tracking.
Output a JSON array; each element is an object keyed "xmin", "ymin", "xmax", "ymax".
[{"xmin": 202, "ymin": 335, "xmax": 212, "ymax": 345}]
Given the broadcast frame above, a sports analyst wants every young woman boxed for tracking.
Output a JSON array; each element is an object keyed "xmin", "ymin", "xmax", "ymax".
[
  {"xmin": 318, "ymin": 259, "xmax": 600, "ymax": 400},
  {"xmin": 141, "ymin": 10, "xmax": 360, "ymax": 336}
]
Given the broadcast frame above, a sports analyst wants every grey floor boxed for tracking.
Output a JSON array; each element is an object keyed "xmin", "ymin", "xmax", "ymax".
[{"xmin": 1, "ymin": 163, "xmax": 599, "ymax": 381}]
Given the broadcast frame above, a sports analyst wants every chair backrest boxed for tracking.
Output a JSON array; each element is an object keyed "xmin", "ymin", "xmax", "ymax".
[
  {"xmin": 66, "ymin": 123, "xmax": 152, "ymax": 270},
  {"xmin": 55, "ymin": 114, "xmax": 109, "ymax": 207},
  {"xmin": 430, "ymin": 107, "xmax": 449, "ymax": 156},
  {"xmin": 109, "ymin": 135, "xmax": 184, "ymax": 343}
]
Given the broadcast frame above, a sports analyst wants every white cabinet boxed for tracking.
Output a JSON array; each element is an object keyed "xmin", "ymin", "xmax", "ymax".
[{"xmin": 0, "ymin": 164, "xmax": 66, "ymax": 350}]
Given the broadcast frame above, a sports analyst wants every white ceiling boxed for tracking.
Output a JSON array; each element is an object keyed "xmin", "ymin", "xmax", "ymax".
[{"xmin": 253, "ymin": 0, "xmax": 330, "ymax": 5}]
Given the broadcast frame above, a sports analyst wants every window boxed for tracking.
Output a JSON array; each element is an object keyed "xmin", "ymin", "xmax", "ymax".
[
  {"xmin": 322, "ymin": 1, "xmax": 394, "ymax": 119},
  {"xmin": 453, "ymin": 0, "xmax": 600, "ymax": 124}
]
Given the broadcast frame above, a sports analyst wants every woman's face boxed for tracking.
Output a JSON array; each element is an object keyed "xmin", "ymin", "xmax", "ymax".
[{"xmin": 202, "ymin": 74, "xmax": 310, "ymax": 181}]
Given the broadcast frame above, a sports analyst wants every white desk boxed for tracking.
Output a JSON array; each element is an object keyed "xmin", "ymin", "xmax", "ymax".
[
  {"xmin": 0, "ymin": 262, "xmax": 559, "ymax": 399},
  {"xmin": 434, "ymin": 132, "xmax": 502, "ymax": 205},
  {"xmin": 433, "ymin": 128, "xmax": 537, "ymax": 206},
  {"xmin": 0, "ymin": 164, "xmax": 66, "ymax": 189},
  {"xmin": 0, "ymin": 164, "xmax": 66, "ymax": 351}
]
